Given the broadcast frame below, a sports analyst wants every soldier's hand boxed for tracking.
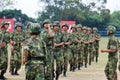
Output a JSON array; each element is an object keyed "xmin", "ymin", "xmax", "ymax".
[
  {"xmin": 2, "ymin": 42, "xmax": 6, "ymax": 47},
  {"xmin": 54, "ymin": 43, "xmax": 58, "ymax": 48},
  {"xmin": 21, "ymin": 43, "xmax": 24, "ymax": 46},
  {"xmin": 101, "ymin": 49, "xmax": 105, "ymax": 53}
]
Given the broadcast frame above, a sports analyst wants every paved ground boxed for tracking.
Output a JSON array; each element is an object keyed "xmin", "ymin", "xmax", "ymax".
[{"xmin": 4, "ymin": 38, "xmax": 120, "ymax": 80}]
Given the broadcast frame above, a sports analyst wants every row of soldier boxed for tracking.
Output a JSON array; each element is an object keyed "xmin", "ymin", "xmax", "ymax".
[{"xmin": 0, "ymin": 19, "xmax": 100, "ymax": 80}]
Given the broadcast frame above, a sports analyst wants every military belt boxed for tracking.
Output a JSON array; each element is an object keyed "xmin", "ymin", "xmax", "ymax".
[{"xmin": 28, "ymin": 57, "xmax": 45, "ymax": 61}]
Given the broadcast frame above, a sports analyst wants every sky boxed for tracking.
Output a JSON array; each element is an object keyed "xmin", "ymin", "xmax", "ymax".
[{"xmin": 12, "ymin": 0, "xmax": 120, "ymax": 18}]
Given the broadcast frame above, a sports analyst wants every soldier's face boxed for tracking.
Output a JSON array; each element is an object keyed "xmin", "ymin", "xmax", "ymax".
[
  {"xmin": 77, "ymin": 28, "xmax": 82, "ymax": 32},
  {"xmin": 88, "ymin": 30, "xmax": 91, "ymax": 34},
  {"xmin": 93, "ymin": 30, "xmax": 97, "ymax": 34},
  {"xmin": 83, "ymin": 29, "xmax": 87, "ymax": 33},
  {"xmin": 4, "ymin": 24, "xmax": 9, "ymax": 30},
  {"xmin": 16, "ymin": 26, "xmax": 22, "ymax": 32},
  {"xmin": 62, "ymin": 26, "xmax": 68, "ymax": 31},
  {"xmin": 71, "ymin": 28, "xmax": 76, "ymax": 32},
  {"xmin": 44, "ymin": 23, "xmax": 50, "ymax": 29},
  {"xmin": 54, "ymin": 26, "xmax": 60, "ymax": 31}
]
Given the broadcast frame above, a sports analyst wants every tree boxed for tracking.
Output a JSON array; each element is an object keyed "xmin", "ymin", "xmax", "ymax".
[
  {"xmin": 0, "ymin": 9, "xmax": 36, "ymax": 29},
  {"xmin": 0, "ymin": 0, "xmax": 14, "ymax": 11},
  {"xmin": 37, "ymin": 0, "xmax": 109, "ymax": 29}
]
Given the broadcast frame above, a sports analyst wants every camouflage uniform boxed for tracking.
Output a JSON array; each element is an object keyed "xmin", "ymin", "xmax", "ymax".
[
  {"xmin": 0, "ymin": 21, "xmax": 11, "ymax": 79},
  {"xmin": 82, "ymin": 26, "xmax": 89, "ymax": 68},
  {"xmin": 93, "ymin": 27, "xmax": 100, "ymax": 62},
  {"xmin": 24, "ymin": 25, "xmax": 45, "ymax": 80},
  {"xmin": 69, "ymin": 25, "xmax": 78, "ymax": 72},
  {"xmin": 40, "ymin": 19, "xmax": 54, "ymax": 80},
  {"xmin": 10, "ymin": 22, "xmax": 25, "ymax": 75},
  {"xmin": 76, "ymin": 24, "xmax": 83, "ymax": 69},
  {"xmin": 104, "ymin": 25, "xmax": 118, "ymax": 80},
  {"xmin": 53, "ymin": 21, "xmax": 64, "ymax": 80},
  {"xmin": 61, "ymin": 23, "xmax": 72, "ymax": 76}
]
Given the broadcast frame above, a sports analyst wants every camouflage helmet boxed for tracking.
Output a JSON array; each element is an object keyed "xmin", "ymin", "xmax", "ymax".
[
  {"xmin": 88, "ymin": 27, "xmax": 92, "ymax": 31},
  {"xmin": 71, "ymin": 25, "xmax": 76, "ymax": 29},
  {"xmin": 30, "ymin": 23, "xmax": 40, "ymax": 34},
  {"xmin": 1, "ymin": 21, "xmax": 9, "ymax": 28},
  {"xmin": 15, "ymin": 22, "xmax": 22, "ymax": 29},
  {"xmin": 62, "ymin": 23, "xmax": 69, "ymax": 28},
  {"xmin": 76, "ymin": 24, "xmax": 82, "ymax": 28},
  {"xmin": 107, "ymin": 25, "xmax": 116, "ymax": 34},
  {"xmin": 53, "ymin": 21, "xmax": 60, "ymax": 27},
  {"xmin": 93, "ymin": 27, "xmax": 98, "ymax": 31},
  {"xmin": 82, "ymin": 26, "xmax": 88, "ymax": 30},
  {"xmin": 43, "ymin": 19, "xmax": 51, "ymax": 26}
]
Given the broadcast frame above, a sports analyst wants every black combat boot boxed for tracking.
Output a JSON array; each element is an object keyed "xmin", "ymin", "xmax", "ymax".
[
  {"xmin": 96, "ymin": 57, "xmax": 98, "ymax": 63},
  {"xmin": 1, "ymin": 71, "xmax": 6, "ymax": 80},
  {"xmin": 78, "ymin": 64, "xmax": 81, "ymax": 70},
  {"xmin": 55, "ymin": 73, "xmax": 59, "ymax": 80},
  {"xmin": 69, "ymin": 64, "xmax": 72, "ymax": 71},
  {"xmin": 11, "ymin": 68, "xmax": 14, "ymax": 75},
  {"xmin": 85, "ymin": 63, "xmax": 87, "ymax": 68},
  {"xmin": 14, "ymin": 70, "xmax": 19, "ymax": 75},
  {"xmin": 63, "ymin": 71, "xmax": 66, "ymax": 77}
]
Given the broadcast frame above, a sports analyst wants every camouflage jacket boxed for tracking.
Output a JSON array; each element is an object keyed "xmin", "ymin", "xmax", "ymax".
[
  {"xmin": 40, "ymin": 30, "xmax": 54, "ymax": 48},
  {"xmin": 107, "ymin": 35, "xmax": 119, "ymax": 57},
  {"xmin": 24, "ymin": 37, "xmax": 45, "ymax": 61},
  {"xmin": 93, "ymin": 33, "xmax": 100, "ymax": 48}
]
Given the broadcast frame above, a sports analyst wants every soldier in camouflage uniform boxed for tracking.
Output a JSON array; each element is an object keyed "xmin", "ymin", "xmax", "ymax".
[
  {"xmin": 101, "ymin": 25, "xmax": 119, "ymax": 80},
  {"xmin": 10, "ymin": 22, "xmax": 25, "ymax": 75},
  {"xmin": 93, "ymin": 27, "xmax": 100, "ymax": 62},
  {"xmin": 53, "ymin": 21, "xmax": 64, "ymax": 80},
  {"xmin": 40, "ymin": 19, "xmax": 54, "ymax": 80},
  {"xmin": 0, "ymin": 21, "xmax": 11, "ymax": 79},
  {"xmin": 87, "ymin": 27, "xmax": 95, "ymax": 65},
  {"xmin": 23, "ymin": 24, "xmax": 45, "ymax": 80},
  {"xmin": 82, "ymin": 26, "xmax": 89, "ymax": 68},
  {"xmin": 76, "ymin": 24, "xmax": 83, "ymax": 70},
  {"xmin": 61, "ymin": 23, "xmax": 72, "ymax": 77},
  {"xmin": 69, "ymin": 25, "xmax": 78, "ymax": 72}
]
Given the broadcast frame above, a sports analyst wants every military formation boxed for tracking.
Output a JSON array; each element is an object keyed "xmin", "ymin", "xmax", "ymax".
[{"xmin": 0, "ymin": 19, "xmax": 120, "ymax": 80}]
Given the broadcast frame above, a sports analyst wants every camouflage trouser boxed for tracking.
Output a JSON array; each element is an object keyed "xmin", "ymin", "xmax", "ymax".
[
  {"xmin": 69, "ymin": 49, "xmax": 78, "ymax": 70},
  {"xmin": 94, "ymin": 47, "xmax": 99, "ymax": 61},
  {"xmin": 83, "ymin": 46, "xmax": 88, "ymax": 66},
  {"xmin": 45, "ymin": 48, "xmax": 54, "ymax": 80},
  {"xmin": 88, "ymin": 48, "xmax": 93, "ymax": 65},
  {"xmin": 0, "ymin": 47, "xmax": 8, "ymax": 75},
  {"xmin": 25, "ymin": 61, "xmax": 44, "ymax": 80},
  {"xmin": 54, "ymin": 49, "xmax": 63, "ymax": 76},
  {"xmin": 10, "ymin": 49, "xmax": 22, "ymax": 71},
  {"xmin": 63, "ymin": 48, "xmax": 71, "ymax": 72},
  {"xmin": 78, "ymin": 48, "xmax": 83, "ymax": 66},
  {"xmin": 104, "ymin": 56, "xmax": 118, "ymax": 80}
]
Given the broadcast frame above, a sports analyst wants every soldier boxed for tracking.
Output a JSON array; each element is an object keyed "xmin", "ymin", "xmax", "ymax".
[
  {"xmin": 53, "ymin": 21, "xmax": 64, "ymax": 80},
  {"xmin": 23, "ymin": 24, "xmax": 45, "ymax": 80},
  {"xmin": 76, "ymin": 24, "xmax": 83, "ymax": 70},
  {"xmin": 93, "ymin": 27, "xmax": 100, "ymax": 62},
  {"xmin": 69, "ymin": 25, "xmax": 78, "ymax": 72},
  {"xmin": 61, "ymin": 23, "xmax": 72, "ymax": 77},
  {"xmin": 87, "ymin": 27, "xmax": 95, "ymax": 65},
  {"xmin": 82, "ymin": 26, "xmax": 89, "ymax": 68},
  {"xmin": 101, "ymin": 25, "xmax": 119, "ymax": 80},
  {"xmin": 40, "ymin": 19, "xmax": 54, "ymax": 80},
  {"xmin": 0, "ymin": 21, "xmax": 11, "ymax": 79},
  {"xmin": 10, "ymin": 22, "xmax": 25, "ymax": 75}
]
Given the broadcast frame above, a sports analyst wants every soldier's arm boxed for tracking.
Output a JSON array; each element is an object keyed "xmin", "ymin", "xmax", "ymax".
[
  {"xmin": 48, "ymin": 24, "xmax": 54, "ymax": 37},
  {"xmin": 101, "ymin": 49, "xmax": 116, "ymax": 53}
]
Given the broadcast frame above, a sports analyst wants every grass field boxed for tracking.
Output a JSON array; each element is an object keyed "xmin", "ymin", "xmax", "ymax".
[{"xmin": 4, "ymin": 38, "xmax": 120, "ymax": 80}]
